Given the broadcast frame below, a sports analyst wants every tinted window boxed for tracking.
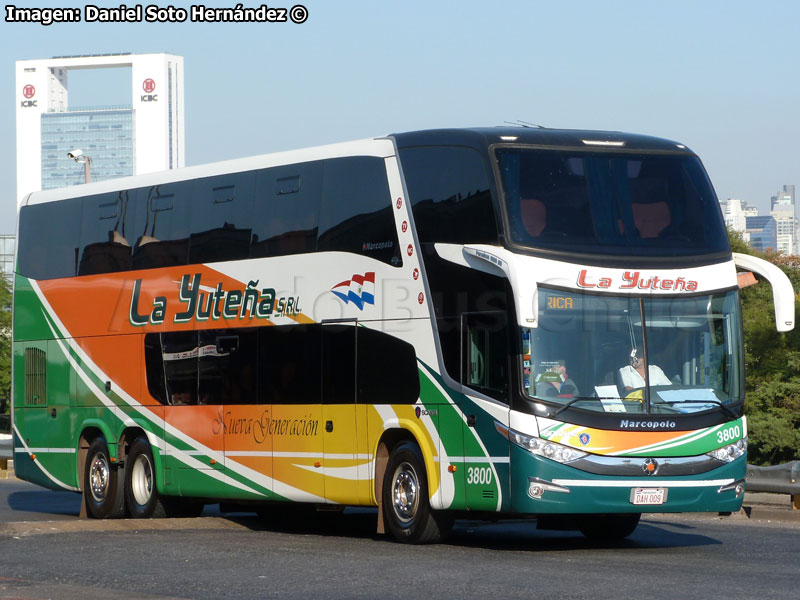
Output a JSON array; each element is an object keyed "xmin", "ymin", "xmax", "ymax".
[
  {"xmin": 421, "ymin": 249, "xmax": 510, "ymax": 383},
  {"xmin": 145, "ymin": 328, "xmax": 259, "ymax": 405},
  {"xmin": 188, "ymin": 173, "xmax": 255, "ymax": 264},
  {"xmin": 319, "ymin": 157, "xmax": 401, "ymax": 266},
  {"xmin": 198, "ymin": 329, "xmax": 258, "ymax": 405},
  {"xmin": 322, "ymin": 324, "xmax": 356, "ymax": 404},
  {"xmin": 144, "ymin": 333, "xmax": 167, "ymax": 404},
  {"xmin": 161, "ymin": 330, "xmax": 198, "ymax": 405},
  {"xmin": 259, "ymin": 324, "xmax": 322, "ymax": 404},
  {"xmin": 78, "ymin": 191, "xmax": 136, "ymax": 276},
  {"xmin": 399, "ymin": 146, "xmax": 498, "ymax": 244},
  {"xmin": 357, "ymin": 326, "xmax": 419, "ymax": 404},
  {"xmin": 463, "ymin": 311, "xmax": 509, "ymax": 401},
  {"xmin": 496, "ymin": 149, "xmax": 730, "ymax": 257},
  {"xmin": 132, "ymin": 182, "xmax": 192, "ymax": 270},
  {"xmin": 252, "ymin": 162, "xmax": 323, "ymax": 258},
  {"xmin": 18, "ymin": 200, "xmax": 81, "ymax": 280},
  {"xmin": 144, "ymin": 324, "xmax": 420, "ymax": 406}
]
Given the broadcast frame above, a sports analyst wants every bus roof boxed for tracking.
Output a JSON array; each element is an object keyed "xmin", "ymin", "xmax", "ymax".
[
  {"xmin": 22, "ymin": 127, "xmax": 694, "ymax": 207},
  {"xmin": 390, "ymin": 127, "xmax": 694, "ymax": 154}
]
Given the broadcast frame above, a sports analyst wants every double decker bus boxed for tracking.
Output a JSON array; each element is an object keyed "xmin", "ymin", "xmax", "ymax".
[{"xmin": 12, "ymin": 128, "xmax": 794, "ymax": 542}]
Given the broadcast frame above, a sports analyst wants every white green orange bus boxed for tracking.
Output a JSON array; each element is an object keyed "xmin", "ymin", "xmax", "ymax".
[{"xmin": 12, "ymin": 128, "xmax": 794, "ymax": 542}]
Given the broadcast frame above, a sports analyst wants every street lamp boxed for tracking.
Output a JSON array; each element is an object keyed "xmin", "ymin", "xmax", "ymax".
[{"xmin": 67, "ymin": 149, "xmax": 92, "ymax": 184}]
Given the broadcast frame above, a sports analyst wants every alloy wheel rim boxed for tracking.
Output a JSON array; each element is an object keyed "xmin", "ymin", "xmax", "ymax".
[
  {"xmin": 89, "ymin": 453, "xmax": 110, "ymax": 502},
  {"xmin": 131, "ymin": 454, "xmax": 154, "ymax": 506},
  {"xmin": 391, "ymin": 461, "xmax": 419, "ymax": 524}
]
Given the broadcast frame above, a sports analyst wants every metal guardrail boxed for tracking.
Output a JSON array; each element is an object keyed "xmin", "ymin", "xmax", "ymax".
[
  {"xmin": 746, "ymin": 461, "xmax": 800, "ymax": 495},
  {"xmin": 0, "ymin": 438, "xmax": 11, "ymax": 461}
]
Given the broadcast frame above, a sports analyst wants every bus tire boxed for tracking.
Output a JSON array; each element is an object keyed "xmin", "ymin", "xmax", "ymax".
[
  {"xmin": 124, "ymin": 437, "xmax": 166, "ymax": 518},
  {"xmin": 382, "ymin": 441, "xmax": 451, "ymax": 544},
  {"xmin": 83, "ymin": 436, "xmax": 125, "ymax": 519},
  {"xmin": 578, "ymin": 513, "xmax": 641, "ymax": 541}
]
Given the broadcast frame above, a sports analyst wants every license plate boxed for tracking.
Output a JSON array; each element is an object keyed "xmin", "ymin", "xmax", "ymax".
[{"xmin": 630, "ymin": 487, "xmax": 667, "ymax": 505}]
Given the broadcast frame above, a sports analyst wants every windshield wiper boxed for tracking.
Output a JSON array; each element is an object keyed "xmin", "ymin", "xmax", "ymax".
[
  {"xmin": 551, "ymin": 396, "xmax": 606, "ymax": 418},
  {"xmin": 653, "ymin": 399, "xmax": 738, "ymax": 419}
]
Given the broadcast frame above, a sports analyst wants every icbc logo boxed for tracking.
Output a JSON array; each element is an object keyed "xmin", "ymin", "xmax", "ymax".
[
  {"xmin": 418, "ymin": 292, "xmax": 424, "ymax": 304},
  {"xmin": 396, "ymin": 198, "xmax": 403, "ymax": 209},
  {"xmin": 141, "ymin": 79, "xmax": 158, "ymax": 102},
  {"xmin": 20, "ymin": 85, "xmax": 37, "ymax": 108},
  {"xmin": 407, "ymin": 244, "xmax": 413, "ymax": 256},
  {"xmin": 412, "ymin": 268, "xmax": 419, "ymax": 280},
  {"xmin": 401, "ymin": 221, "xmax": 408, "ymax": 233}
]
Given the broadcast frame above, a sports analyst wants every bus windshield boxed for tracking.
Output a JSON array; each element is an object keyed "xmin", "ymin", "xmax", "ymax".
[
  {"xmin": 495, "ymin": 148, "xmax": 729, "ymax": 257},
  {"xmin": 521, "ymin": 289, "xmax": 744, "ymax": 415}
]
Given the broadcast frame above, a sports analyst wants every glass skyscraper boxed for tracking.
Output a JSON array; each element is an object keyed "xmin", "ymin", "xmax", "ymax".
[{"xmin": 40, "ymin": 107, "xmax": 134, "ymax": 190}]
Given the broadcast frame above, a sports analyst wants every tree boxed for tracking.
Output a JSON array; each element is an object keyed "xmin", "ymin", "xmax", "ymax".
[
  {"xmin": 730, "ymin": 229, "xmax": 800, "ymax": 464},
  {"xmin": 0, "ymin": 275, "xmax": 10, "ymax": 414}
]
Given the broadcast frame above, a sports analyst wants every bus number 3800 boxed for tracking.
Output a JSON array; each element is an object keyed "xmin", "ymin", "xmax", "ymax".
[
  {"xmin": 717, "ymin": 425, "xmax": 741, "ymax": 444},
  {"xmin": 467, "ymin": 467, "xmax": 493, "ymax": 485}
]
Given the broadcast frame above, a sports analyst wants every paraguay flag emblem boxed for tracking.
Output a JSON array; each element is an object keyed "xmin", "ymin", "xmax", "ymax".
[{"xmin": 331, "ymin": 272, "xmax": 375, "ymax": 310}]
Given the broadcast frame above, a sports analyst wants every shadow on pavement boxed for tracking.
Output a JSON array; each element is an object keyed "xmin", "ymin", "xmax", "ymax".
[{"xmin": 8, "ymin": 490, "xmax": 81, "ymax": 516}]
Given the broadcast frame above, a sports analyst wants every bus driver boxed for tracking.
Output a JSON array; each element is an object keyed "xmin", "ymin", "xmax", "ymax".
[{"xmin": 618, "ymin": 349, "xmax": 671, "ymax": 392}]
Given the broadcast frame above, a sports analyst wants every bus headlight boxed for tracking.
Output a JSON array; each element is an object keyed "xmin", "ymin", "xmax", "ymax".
[
  {"xmin": 504, "ymin": 426, "xmax": 587, "ymax": 463},
  {"xmin": 707, "ymin": 437, "xmax": 747, "ymax": 463}
]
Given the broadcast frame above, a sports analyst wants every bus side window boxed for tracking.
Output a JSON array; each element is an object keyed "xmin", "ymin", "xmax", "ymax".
[
  {"xmin": 259, "ymin": 325, "xmax": 322, "ymax": 404},
  {"xmin": 356, "ymin": 327, "xmax": 419, "ymax": 404},
  {"xmin": 17, "ymin": 199, "xmax": 82, "ymax": 280},
  {"xmin": 188, "ymin": 173, "xmax": 255, "ymax": 265},
  {"xmin": 318, "ymin": 157, "xmax": 402, "ymax": 267},
  {"xmin": 161, "ymin": 331, "xmax": 199, "ymax": 405},
  {"xmin": 198, "ymin": 329, "xmax": 258, "ymax": 405},
  {"xmin": 399, "ymin": 145, "xmax": 498, "ymax": 245},
  {"xmin": 132, "ymin": 182, "xmax": 191, "ymax": 270},
  {"xmin": 78, "ymin": 192, "xmax": 133, "ymax": 276},
  {"xmin": 461, "ymin": 311, "xmax": 509, "ymax": 401},
  {"xmin": 144, "ymin": 333, "xmax": 168, "ymax": 405},
  {"xmin": 251, "ymin": 162, "xmax": 323, "ymax": 258}
]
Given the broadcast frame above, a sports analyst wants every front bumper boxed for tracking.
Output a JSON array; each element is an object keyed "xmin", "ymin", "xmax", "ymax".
[{"xmin": 510, "ymin": 445, "xmax": 747, "ymax": 514}]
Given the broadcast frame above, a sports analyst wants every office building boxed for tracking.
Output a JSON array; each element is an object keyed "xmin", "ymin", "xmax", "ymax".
[
  {"xmin": 746, "ymin": 216, "xmax": 777, "ymax": 253},
  {"xmin": 721, "ymin": 198, "xmax": 758, "ymax": 237},
  {"xmin": 0, "ymin": 234, "xmax": 14, "ymax": 280},
  {"xmin": 769, "ymin": 185, "xmax": 796, "ymax": 255},
  {"xmin": 15, "ymin": 53, "xmax": 184, "ymax": 205}
]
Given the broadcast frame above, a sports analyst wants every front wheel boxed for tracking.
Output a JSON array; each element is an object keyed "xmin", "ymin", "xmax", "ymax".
[
  {"xmin": 382, "ymin": 441, "xmax": 452, "ymax": 544},
  {"xmin": 124, "ymin": 437, "xmax": 166, "ymax": 518},
  {"xmin": 83, "ymin": 436, "xmax": 125, "ymax": 519},
  {"xmin": 578, "ymin": 513, "xmax": 641, "ymax": 541}
]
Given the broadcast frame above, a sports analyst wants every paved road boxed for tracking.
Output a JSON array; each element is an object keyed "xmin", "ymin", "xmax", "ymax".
[{"xmin": 0, "ymin": 479, "xmax": 798, "ymax": 600}]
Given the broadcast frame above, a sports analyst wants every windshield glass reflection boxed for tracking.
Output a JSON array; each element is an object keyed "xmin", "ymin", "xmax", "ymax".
[{"xmin": 521, "ymin": 289, "xmax": 743, "ymax": 415}]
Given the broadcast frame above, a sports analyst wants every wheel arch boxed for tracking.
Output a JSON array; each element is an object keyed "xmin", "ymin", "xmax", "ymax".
[
  {"xmin": 118, "ymin": 424, "xmax": 167, "ymax": 494},
  {"xmin": 77, "ymin": 421, "xmax": 116, "ymax": 491},
  {"xmin": 373, "ymin": 424, "xmax": 439, "ymax": 533}
]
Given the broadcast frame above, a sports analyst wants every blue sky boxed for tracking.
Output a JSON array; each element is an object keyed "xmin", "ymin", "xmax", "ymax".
[{"xmin": 1, "ymin": 0, "xmax": 799, "ymax": 233}]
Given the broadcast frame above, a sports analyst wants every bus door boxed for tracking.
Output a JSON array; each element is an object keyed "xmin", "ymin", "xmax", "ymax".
[
  {"xmin": 321, "ymin": 321, "xmax": 367, "ymax": 505},
  {"xmin": 461, "ymin": 311, "xmax": 510, "ymax": 511}
]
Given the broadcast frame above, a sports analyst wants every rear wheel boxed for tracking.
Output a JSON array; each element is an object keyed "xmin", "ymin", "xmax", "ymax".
[
  {"xmin": 124, "ymin": 437, "xmax": 166, "ymax": 518},
  {"xmin": 83, "ymin": 436, "xmax": 125, "ymax": 519},
  {"xmin": 382, "ymin": 441, "xmax": 452, "ymax": 543},
  {"xmin": 578, "ymin": 513, "xmax": 641, "ymax": 541}
]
